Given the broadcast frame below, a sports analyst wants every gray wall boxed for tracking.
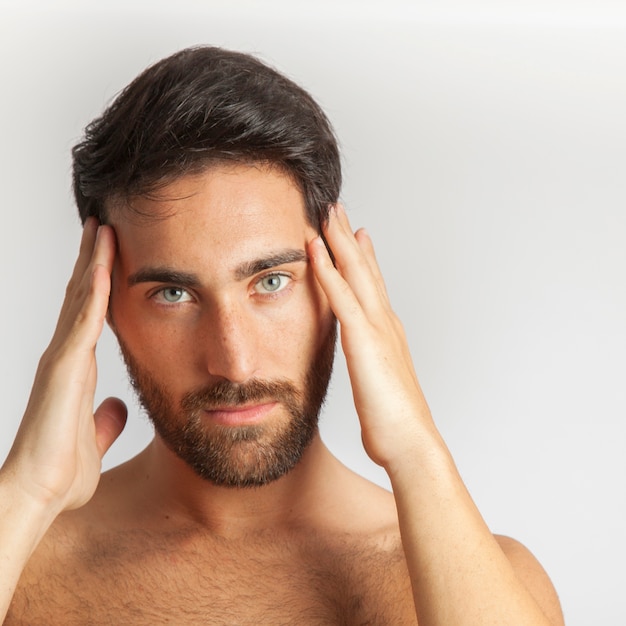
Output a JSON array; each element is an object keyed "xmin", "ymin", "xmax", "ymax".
[{"xmin": 1, "ymin": 2, "xmax": 625, "ymax": 624}]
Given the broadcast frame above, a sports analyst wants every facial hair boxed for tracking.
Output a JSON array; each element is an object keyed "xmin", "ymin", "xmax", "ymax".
[{"xmin": 118, "ymin": 321, "xmax": 336, "ymax": 488}]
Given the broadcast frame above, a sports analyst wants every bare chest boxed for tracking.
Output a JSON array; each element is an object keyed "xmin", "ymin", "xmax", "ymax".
[{"xmin": 7, "ymin": 528, "xmax": 416, "ymax": 625}]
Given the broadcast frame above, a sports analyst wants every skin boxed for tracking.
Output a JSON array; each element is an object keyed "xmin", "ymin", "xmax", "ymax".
[{"xmin": 0, "ymin": 163, "xmax": 565, "ymax": 624}]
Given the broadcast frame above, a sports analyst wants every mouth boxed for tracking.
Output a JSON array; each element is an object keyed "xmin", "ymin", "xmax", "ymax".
[{"xmin": 201, "ymin": 402, "xmax": 278, "ymax": 427}]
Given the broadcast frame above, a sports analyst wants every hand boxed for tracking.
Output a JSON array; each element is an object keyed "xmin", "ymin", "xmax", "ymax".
[
  {"xmin": 309, "ymin": 205, "xmax": 436, "ymax": 471},
  {"xmin": 311, "ymin": 206, "xmax": 564, "ymax": 626},
  {"xmin": 3, "ymin": 218, "xmax": 126, "ymax": 515}
]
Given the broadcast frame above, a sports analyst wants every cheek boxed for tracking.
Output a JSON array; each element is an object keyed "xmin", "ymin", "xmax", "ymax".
[
  {"xmin": 108, "ymin": 290, "xmax": 192, "ymax": 383},
  {"xmin": 282, "ymin": 280, "xmax": 334, "ymax": 369}
]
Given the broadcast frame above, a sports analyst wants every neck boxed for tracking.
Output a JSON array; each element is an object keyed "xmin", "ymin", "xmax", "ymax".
[{"xmin": 134, "ymin": 432, "xmax": 339, "ymax": 536}]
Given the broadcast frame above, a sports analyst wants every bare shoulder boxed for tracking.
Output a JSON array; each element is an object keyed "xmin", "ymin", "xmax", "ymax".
[
  {"xmin": 291, "ymin": 462, "xmax": 417, "ymax": 623},
  {"xmin": 495, "ymin": 535, "xmax": 565, "ymax": 626}
]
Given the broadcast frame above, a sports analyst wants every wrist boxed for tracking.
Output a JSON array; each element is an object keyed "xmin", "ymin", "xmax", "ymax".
[
  {"xmin": 0, "ymin": 466, "xmax": 63, "ymax": 549},
  {"xmin": 381, "ymin": 424, "xmax": 458, "ymax": 488}
]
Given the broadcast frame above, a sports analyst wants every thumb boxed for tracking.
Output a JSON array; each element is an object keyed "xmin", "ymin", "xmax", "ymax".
[{"xmin": 93, "ymin": 397, "xmax": 127, "ymax": 457}]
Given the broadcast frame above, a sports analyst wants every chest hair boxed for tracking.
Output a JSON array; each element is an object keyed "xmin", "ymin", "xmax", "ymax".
[{"xmin": 7, "ymin": 525, "xmax": 416, "ymax": 625}]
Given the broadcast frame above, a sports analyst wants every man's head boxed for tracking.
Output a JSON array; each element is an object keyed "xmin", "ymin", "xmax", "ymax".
[
  {"xmin": 72, "ymin": 45, "xmax": 341, "ymax": 230},
  {"xmin": 71, "ymin": 48, "xmax": 341, "ymax": 488}
]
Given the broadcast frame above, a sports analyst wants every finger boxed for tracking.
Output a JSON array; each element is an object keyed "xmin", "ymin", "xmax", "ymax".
[
  {"xmin": 308, "ymin": 235, "xmax": 366, "ymax": 326},
  {"xmin": 90, "ymin": 224, "xmax": 117, "ymax": 273},
  {"xmin": 354, "ymin": 227, "xmax": 391, "ymax": 301},
  {"xmin": 322, "ymin": 205, "xmax": 389, "ymax": 316},
  {"xmin": 93, "ymin": 397, "xmax": 127, "ymax": 458},
  {"xmin": 335, "ymin": 206, "xmax": 388, "ymax": 295},
  {"xmin": 329, "ymin": 204, "xmax": 367, "ymax": 266},
  {"xmin": 55, "ymin": 226, "xmax": 115, "ymax": 350},
  {"xmin": 64, "ymin": 217, "xmax": 100, "ymax": 299},
  {"xmin": 63, "ymin": 222, "xmax": 116, "ymax": 310}
]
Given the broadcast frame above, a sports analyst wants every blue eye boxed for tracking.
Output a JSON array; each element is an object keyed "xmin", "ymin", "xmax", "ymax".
[
  {"xmin": 255, "ymin": 273, "xmax": 290, "ymax": 294},
  {"xmin": 156, "ymin": 287, "xmax": 192, "ymax": 303}
]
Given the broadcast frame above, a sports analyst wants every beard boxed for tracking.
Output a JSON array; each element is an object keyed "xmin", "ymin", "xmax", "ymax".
[{"xmin": 118, "ymin": 321, "xmax": 336, "ymax": 488}]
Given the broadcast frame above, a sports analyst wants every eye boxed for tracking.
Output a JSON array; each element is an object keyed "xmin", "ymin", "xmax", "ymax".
[
  {"xmin": 254, "ymin": 273, "xmax": 291, "ymax": 295},
  {"xmin": 153, "ymin": 287, "xmax": 193, "ymax": 304}
]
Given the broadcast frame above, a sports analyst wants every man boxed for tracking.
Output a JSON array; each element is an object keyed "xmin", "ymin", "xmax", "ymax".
[{"xmin": 0, "ymin": 46, "xmax": 564, "ymax": 624}]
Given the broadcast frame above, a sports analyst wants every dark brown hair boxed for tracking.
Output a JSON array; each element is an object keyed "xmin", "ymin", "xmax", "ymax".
[{"xmin": 72, "ymin": 46, "xmax": 341, "ymax": 228}]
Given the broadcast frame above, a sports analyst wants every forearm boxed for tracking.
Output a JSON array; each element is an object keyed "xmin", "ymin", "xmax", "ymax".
[
  {"xmin": 311, "ymin": 207, "xmax": 562, "ymax": 624},
  {"xmin": 388, "ymin": 432, "xmax": 555, "ymax": 626}
]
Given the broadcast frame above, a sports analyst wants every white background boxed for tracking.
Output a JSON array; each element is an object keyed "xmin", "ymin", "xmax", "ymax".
[{"xmin": 1, "ymin": 2, "xmax": 625, "ymax": 624}]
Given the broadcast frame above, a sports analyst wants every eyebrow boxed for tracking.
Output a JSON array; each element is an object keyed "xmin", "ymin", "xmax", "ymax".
[
  {"xmin": 127, "ymin": 268, "xmax": 202, "ymax": 288},
  {"xmin": 233, "ymin": 249, "xmax": 308, "ymax": 281},
  {"xmin": 127, "ymin": 249, "xmax": 308, "ymax": 287}
]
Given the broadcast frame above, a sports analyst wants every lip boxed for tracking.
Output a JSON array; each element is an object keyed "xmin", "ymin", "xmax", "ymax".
[{"xmin": 202, "ymin": 402, "xmax": 278, "ymax": 426}]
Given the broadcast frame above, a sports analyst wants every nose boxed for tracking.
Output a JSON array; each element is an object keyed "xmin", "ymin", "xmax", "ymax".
[{"xmin": 199, "ymin": 301, "xmax": 259, "ymax": 384}]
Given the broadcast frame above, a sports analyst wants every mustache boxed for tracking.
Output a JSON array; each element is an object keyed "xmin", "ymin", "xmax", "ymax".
[{"xmin": 180, "ymin": 378, "xmax": 302, "ymax": 412}]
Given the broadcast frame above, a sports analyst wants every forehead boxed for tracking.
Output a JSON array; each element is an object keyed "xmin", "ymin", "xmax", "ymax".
[{"xmin": 110, "ymin": 163, "xmax": 314, "ymax": 273}]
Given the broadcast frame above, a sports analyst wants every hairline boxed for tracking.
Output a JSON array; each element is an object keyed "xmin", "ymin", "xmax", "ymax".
[{"xmin": 101, "ymin": 157, "xmax": 323, "ymax": 230}]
